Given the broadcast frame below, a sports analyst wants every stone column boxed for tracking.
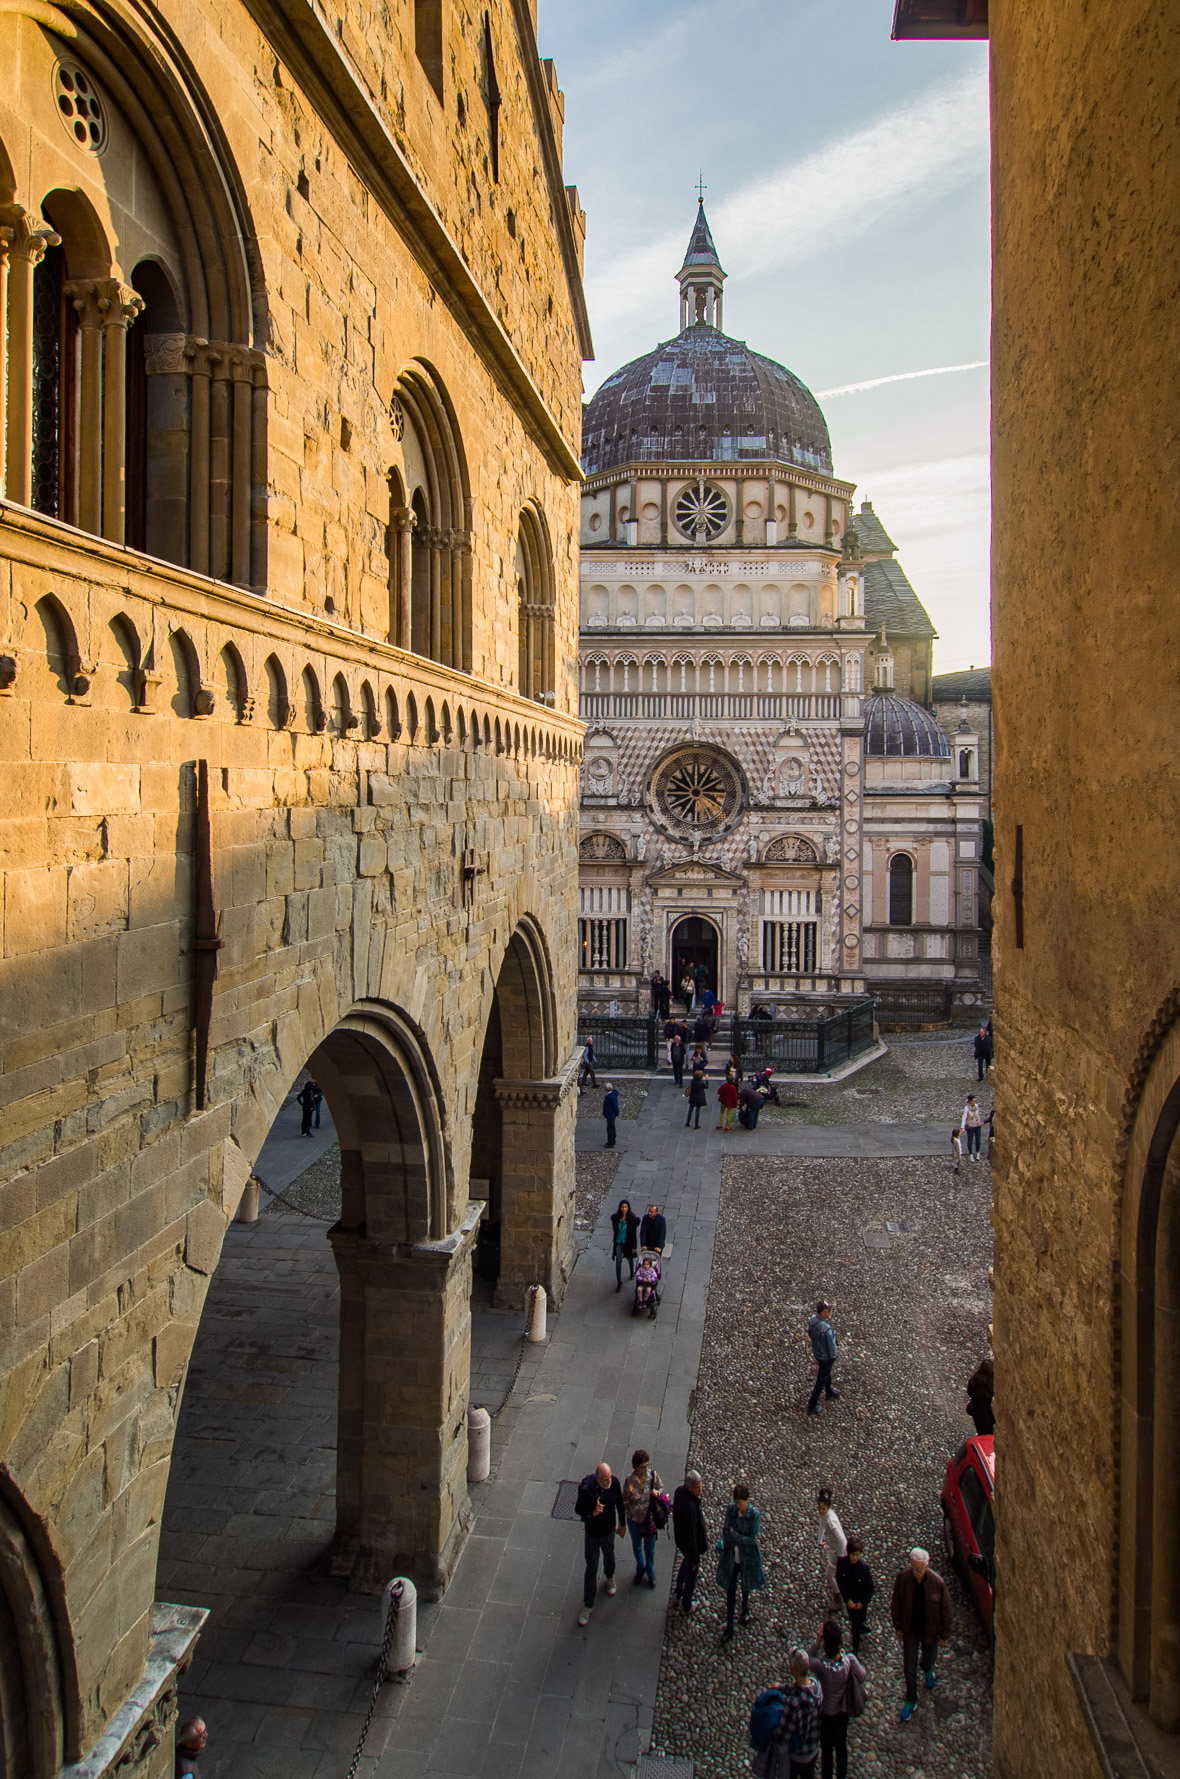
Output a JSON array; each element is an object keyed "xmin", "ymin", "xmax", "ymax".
[
  {"xmin": 97, "ymin": 278, "xmax": 144, "ymax": 544},
  {"xmin": 788, "ymin": 481, "xmax": 798, "ymax": 538},
  {"xmin": 390, "ymin": 505, "xmax": 414, "ymax": 646},
  {"xmin": 0, "ymin": 224, "xmax": 10, "ymax": 497},
  {"xmin": 492, "ymin": 1057, "xmax": 579, "ymax": 1310},
  {"xmin": 449, "ymin": 529, "xmax": 470, "ymax": 673},
  {"xmin": 327, "ymin": 1207, "xmax": 480, "ymax": 1597},
  {"xmin": 65, "ymin": 280, "xmax": 103, "ymax": 534},
  {"xmin": 3, "ymin": 214, "xmax": 59, "ymax": 507},
  {"xmin": 230, "ymin": 350, "xmax": 253, "ymax": 586},
  {"xmin": 189, "ymin": 340, "xmax": 212, "ymax": 576},
  {"xmin": 429, "ymin": 528, "xmax": 443, "ymax": 662},
  {"xmin": 208, "ymin": 351, "xmax": 231, "ymax": 580}
]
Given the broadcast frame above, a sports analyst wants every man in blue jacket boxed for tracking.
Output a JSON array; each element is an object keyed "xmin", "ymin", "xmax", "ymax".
[
  {"xmin": 807, "ymin": 1299, "xmax": 841, "ymax": 1416},
  {"xmin": 603, "ymin": 1082, "xmax": 620, "ymax": 1148}
]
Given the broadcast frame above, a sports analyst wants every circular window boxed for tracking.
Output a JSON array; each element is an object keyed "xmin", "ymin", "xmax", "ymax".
[
  {"xmin": 650, "ymin": 746, "xmax": 743, "ymax": 835},
  {"xmin": 54, "ymin": 62, "xmax": 108, "ymax": 153},
  {"xmin": 389, "ymin": 395, "xmax": 406, "ymax": 441},
  {"xmin": 673, "ymin": 481, "xmax": 729, "ymax": 542}
]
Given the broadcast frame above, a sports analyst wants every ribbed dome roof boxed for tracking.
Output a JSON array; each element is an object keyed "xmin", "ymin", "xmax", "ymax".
[
  {"xmin": 582, "ymin": 325, "xmax": 833, "ymax": 477},
  {"xmin": 864, "ymin": 694, "xmax": 951, "ymax": 758}
]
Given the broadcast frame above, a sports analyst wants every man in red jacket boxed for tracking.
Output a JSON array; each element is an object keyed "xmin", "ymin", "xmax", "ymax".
[{"xmin": 890, "ymin": 1546, "xmax": 953, "ymax": 1722}]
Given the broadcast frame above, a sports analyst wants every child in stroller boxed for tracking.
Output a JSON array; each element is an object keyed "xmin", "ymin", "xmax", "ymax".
[{"xmin": 633, "ymin": 1250, "xmax": 662, "ymax": 1319}]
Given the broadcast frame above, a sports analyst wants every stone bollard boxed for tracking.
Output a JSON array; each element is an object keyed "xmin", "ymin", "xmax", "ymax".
[
  {"xmin": 467, "ymin": 1406, "xmax": 491, "ymax": 1483},
  {"xmin": 526, "ymin": 1283, "xmax": 547, "ymax": 1343},
  {"xmin": 381, "ymin": 1577, "xmax": 418, "ymax": 1678},
  {"xmin": 239, "ymin": 1177, "xmax": 260, "ymax": 1223}
]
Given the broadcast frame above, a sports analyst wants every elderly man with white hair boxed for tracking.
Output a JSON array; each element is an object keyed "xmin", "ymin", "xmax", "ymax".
[
  {"xmin": 889, "ymin": 1546, "xmax": 953, "ymax": 1722},
  {"xmin": 671, "ymin": 1468, "xmax": 709, "ymax": 1615}
]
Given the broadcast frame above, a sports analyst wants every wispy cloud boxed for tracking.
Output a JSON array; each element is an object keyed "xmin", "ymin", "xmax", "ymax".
[
  {"xmin": 818, "ymin": 361, "xmax": 988, "ymax": 399},
  {"xmin": 584, "ymin": 67, "xmax": 989, "ymax": 336}
]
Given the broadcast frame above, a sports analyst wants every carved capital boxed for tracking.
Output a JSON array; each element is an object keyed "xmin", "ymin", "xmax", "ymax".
[
  {"xmin": 142, "ymin": 331, "xmax": 192, "ymax": 376},
  {"xmin": 95, "ymin": 277, "xmax": 145, "ymax": 330},
  {"xmin": 64, "ymin": 277, "xmax": 104, "ymax": 328},
  {"xmin": 391, "ymin": 504, "xmax": 416, "ymax": 534},
  {"xmin": 7, "ymin": 215, "xmax": 60, "ymax": 267}
]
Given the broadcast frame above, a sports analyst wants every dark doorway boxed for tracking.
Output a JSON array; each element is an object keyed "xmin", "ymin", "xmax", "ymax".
[{"xmin": 671, "ymin": 916, "xmax": 720, "ymax": 1002}]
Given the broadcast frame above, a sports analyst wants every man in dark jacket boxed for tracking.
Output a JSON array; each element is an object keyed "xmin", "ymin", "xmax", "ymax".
[
  {"xmin": 575, "ymin": 1462, "xmax": 625, "ymax": 1625},
  {"xmin": 890, "ymin": 1547, "xmax": 953, "ymax": 1720},
  {"xmin": 296, "ymin": 1079, "xmax": 317, "ymax": 1136},
  {"xmin": 175, "ymin": 1719, "xmax": 207, "ymax": 1778},
  {"xmin": 672, "ymin": 1469, "xmax": 709, "ymax": 1613},
  {"xmin": 640, "ymin": 1203, "xmax": 666, "ymax": 1252},
  {"xmin": 807, "ymin": 1300, "xmax": 840, "ymax": 1415},
  {"xmin": 670, "ymin": 1036, "xmax": 686, "ymax": 1087},
  {"xmin": 973, "ymin": 1023, "xmax": 994, "ymax": 1080},
  {"xmin": 835, "ymin": 1535, "xmax": 875, "ymax": 1652},
  {"xmin": 602, "ymin": 1082, "xmax": 619, "ymax": 1148},
  {"xmin": 738, "ymin": 1080, "xmax": 761, "ymax": 1129}
]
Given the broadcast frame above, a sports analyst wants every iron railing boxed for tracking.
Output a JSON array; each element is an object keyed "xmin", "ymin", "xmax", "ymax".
[
  {"xmin": 578, "ymin": 998, "xmax": 876, "ymax": 1075},
  {"xmin": 868, "ymin": 982, "xmax": 955, "ymax": 1026}
]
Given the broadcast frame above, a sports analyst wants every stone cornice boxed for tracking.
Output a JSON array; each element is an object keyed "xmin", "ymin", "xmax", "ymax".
[
  {"xmin": 582, "ymin": 464, "xmax": 857, "ymax": 499},
  {"xmin": 238, "ymin": 0, "xmax": 583, "ymax": 481},
  {"xmin": 494, "ymin": 1051, "xmax": 580, "ymax": 1110}
]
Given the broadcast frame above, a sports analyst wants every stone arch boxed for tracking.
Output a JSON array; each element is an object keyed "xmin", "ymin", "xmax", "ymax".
[
  {"xmin": 764, "ymin": 833, "xmax": 818, "ymax": 863},
  {"xmin": 359, "ymin": 679, "xmax": 378, "ymax": 739},
  {"xmin": 1117, "ymin": 1002, "xmax": 1180, "ymax": 1719},
  {"xmin": 385, "ymin": 687, "xmax": 401, "ymax": 738},
  {"xmin": 0, "ymin": 1474, "xmax": 75, "ymax": 1775},
  {"xmin": 425, "ymin": 695, "xmax": 438, "ymax": 744},
  {"xmin": 28, "ymin": 595, "xmax": 81, "ymax": 700},
  {"xmin": 107, "ymin": 613, "xmax": 142, "ymax": 708},
  {"xmin": 219, "ymin": 641, "xmax": 248, "ymax": 721},
  {"xmin": 483, "ymin": 713, "xmax": 492, "ymax": 750},
  {"xmin": 331, "ymin": 671, "xmax": 354, "ymax": 735},
  {"xmin": 493, "ymin": 916, "xmax": 557, "ymax": 1082},
  {"xmin": 405, "ymin": 690, "xmax": 419, "ymax": 741},
  {"xmin": 457, "ymin": 706, "xmax": 467, "ymax": 747},
  {"xmin": 516, "ymin": 500, "xmax": 554, "ymax": 701},
  {"xmin": 391, "ymin": 361, "xmax": 471, "ymax": 670},
  {"xmin": 300, "ymin": 665, "xmax": 324, "ymax": 734},
  {"xmin": 264, "ymin": 653, "xmax": 288, "ymax": 728},
  {"xmin": 580, "ymin": 832, "xmax": 627, "ymax": 861},
  {"xmin": 167, "ymin": 628, "xmax": 203, "ymax": 718},
  {"xmin": 441, "ymin": 700, "xmax": 452, "ymax": 744}
]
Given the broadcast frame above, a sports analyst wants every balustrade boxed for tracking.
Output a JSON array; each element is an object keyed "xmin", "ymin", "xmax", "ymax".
[{"xmin": 578, "ymin": 691, "xmax": 844, "ymax": 722}]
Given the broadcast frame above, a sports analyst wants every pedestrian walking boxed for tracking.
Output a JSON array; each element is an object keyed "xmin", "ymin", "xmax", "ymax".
[
  {"xmin": 807, "ymin": 1620, "xmax": 865, "ymax": 1779},
  {"xmin": 817, "ymin": 1489, "xmax": 846, "ymax": 1609},
  {"xmin": 623, "ymin": 1449, "xmax": 664, "ymax": 1587},
  {"xmin": 650, "ymin": 971, "xmax": 664, "ymax": 1014},
  {"xmin": 658, "ymin": 980, "xmax": 672, "ymax": 1019},
  {"xmin": 779, "ymin": 1648, "xmax": 824, "ymax": 1776},
  {"xmin": 603, "ymin": 1081, "xmax": 620, "ymax": 1148},
  {"xmin": 702, "ymin": 986, "xmax": 717, "ymax": 1013},
  {"xmin": 579, "ymin": 1037, "xmax": 598, "ymax": 1089},
  {"xmin": 966, "ymin": 1354, "xmax": 995, "ymax": 1435},
  {"xmin": 690, "ymin": 1043, "xmax": 709, "ymax": 1076},
  {"xmin": 973, "ymin": 1022, "xmax": 994, "ymax": 1081},
  {"xmin": 672, "ymin": 1469, "xmax": 709, "ymax": 1614},
  {"xmin": 575, "ymin": 1462, "xmax": 625, "ymax": 1625},
  {"xmin": 680, "ymin": 972, "xmax": 696, "ymax": 1014},
  {"xmin": 718, "ymin": 1076, "xmax": 739, "ymax": 1129},
  {"xmin": 685, "ymin": 1068, "xmax": 709, "ymax": 1130},
  {"xmin": 807, "ymin": 1301, "xmax": 841, "ymax": 1416},
  {"xmin": 738, "ymin": 1079, "xmax": 762, "ymax": 1129},
  {"xmin": 694, "ymin": 962, "xmax": 711, "ymax": 1001},
  {"xmin": 609, "ymin": 1199, "xmax": 639, "ymax": 1291},
  {"xmin": 835, "ymin": 1536, "xmax": 875, "ymax": 1652},
  {"xmin": 890, "ymin": 1546, "xmax": 953, "ymax": 1721},
  {"xmin": 175, "ymin": 1718, "xmax": 208, "ymax": 1779},
  {"xmin": 692, "ymin": 1013, "xmax": 712, "ymax": 1052},
  {"xmin": 960, "ymin": 1093, "xmax": 984, "ymax": 1160},
  {"xmin": 717, "ymin": 1482, "xmax": 765, "ymax": 1642},
  {"xmin": 311, "ymin": 1083, "xmax": 323, "ymax": 1127},
  {"xmin": 670, "ymin": 1035, "xmax": 686, "ymax": 1087},
  {"xmin": 640, "ymin": 1203, "xmax": 666, "ymax": 1251},
  {"xmin": 295, "ymin": 1080, "xmax": 317, "ymax": 1137}
]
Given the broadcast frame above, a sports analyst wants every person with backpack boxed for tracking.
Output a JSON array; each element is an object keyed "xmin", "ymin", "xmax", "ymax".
[
  {"xmin": 574, "ymin": 1461, "xmax": 625, "ymax": 1627},
  {"xmin": 717, "ymin": 1482, "xmax": 765, "ymax": 1642},
  {"xmin": 779, "ymin": 1647, "xmax": 824, "ymax": 1777},
  {"xmin": 807, "ymin": 1620, "xmax": 866, "ymax": 1779}
]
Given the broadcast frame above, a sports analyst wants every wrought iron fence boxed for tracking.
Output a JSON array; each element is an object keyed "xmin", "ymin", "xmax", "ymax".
[
  {"xmin": 868, "ymin": 982, "xmax": 955, "ymax": 1026},
  {"xmin": 576, "ymin": 1016, "xmax": 659, "ymax": 1071},
  {"xmin": 730, "ymin": 999, "xmax": 876, "ymax": 1074}
]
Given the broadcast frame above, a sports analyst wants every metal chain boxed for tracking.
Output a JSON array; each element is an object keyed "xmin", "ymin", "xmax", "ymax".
[
  {"xmin": 343, "ymin": 1584, "xmax": 400, "ymax": 1779},
  {"xmin": 487, "ymin": 1334, "xmax": 530, "ymax": 1420},
  {"xmin": 252, "ymin": 1169, "xmax": 338, "ymax": 1223}
]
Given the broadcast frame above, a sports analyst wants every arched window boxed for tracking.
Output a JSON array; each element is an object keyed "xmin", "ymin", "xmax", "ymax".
[
  {"xmin": 388, "ymin": 366, "xmax": 471, "ymax": 669},
  {"xmin": 889, "ymin": 854, "xmax": 914, "ymax": 927},
  {"xmin": 517, "ymin": 504, "xmax": 555, "ymax": 703}
]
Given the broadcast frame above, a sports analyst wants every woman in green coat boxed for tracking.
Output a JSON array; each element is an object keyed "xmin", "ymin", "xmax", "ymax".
[{"xmin": 717, "ymin": 1482, "xmax": 765, "ymax": 1642}]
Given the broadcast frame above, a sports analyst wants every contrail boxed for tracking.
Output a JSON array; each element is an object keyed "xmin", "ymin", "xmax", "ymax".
[{"xmin": 817, "ymin": 361, "xmax": 988, "ymax": 399}]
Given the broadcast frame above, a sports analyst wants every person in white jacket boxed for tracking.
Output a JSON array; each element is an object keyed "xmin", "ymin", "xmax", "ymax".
[
  {"xmin": 960, "ymin": 1094, "xmax": 984, "ymax": 1161},
  {"xmin": 818, "ymin": 1488, "xmax": 847, "ymax": 1610}
]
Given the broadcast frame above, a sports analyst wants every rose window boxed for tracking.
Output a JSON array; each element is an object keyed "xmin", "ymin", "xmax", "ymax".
[
  {"xmin": 54, "ymin": 64, "xmax": 108, "ymax": 153},
  {"xmin": 673, "ymin": 481, "xmax": 729, "ymax": 542},
  {"xmin": 650, "ymin": 747, "xmax": 742, "ymax": 834}
]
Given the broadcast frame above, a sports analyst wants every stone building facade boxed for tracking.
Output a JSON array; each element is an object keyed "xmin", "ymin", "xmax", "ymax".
[
  {"xmin": 0, "ymin": 2, "xmax": 587, "ymax": 1774},
  {"xmin": 895, "ymin": 2, "xmax": 1180, "ymax": 1776},
  {"xmin": 576, "ymin": 209, "xmax": 983, "ymax": 1016}
]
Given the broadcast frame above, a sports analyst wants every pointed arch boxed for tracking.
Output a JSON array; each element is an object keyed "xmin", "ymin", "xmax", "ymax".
[
  {"xmin": 391, "ymin": 361, "xmax": 471, "ymax": 671},
  {"xmin": 31, "ymin": 596, "xmax": 82, "ymax": 700},
  {"xmin": 108, "ymin": 614, "xmax": 142, "ymax": 708},
  {"xmin": 301, "ymin": 665, "xmax": 324, "ymax": 734},
  {"xmin": 264, "ymin": 654, "xmax": 289, "ymax": 728},
  {"xmin": 385, "ymin": 687, "xmax": 401, "ymax": 738},
  {"xmin": 360, "ymin": 680, "xmax": 378, "ymax": 739}
]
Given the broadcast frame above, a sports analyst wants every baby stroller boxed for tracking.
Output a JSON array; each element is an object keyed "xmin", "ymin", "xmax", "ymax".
[
  {"xmin": 633, "ymin": 1249, "xmax": 662, "ymax": 1319},
  {"xmin": 747, "ymin": 1067, "xmax": 781, "ymax": 1106}
]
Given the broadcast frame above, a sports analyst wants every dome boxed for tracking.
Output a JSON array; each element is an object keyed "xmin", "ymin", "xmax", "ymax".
[
  {"xmin": 582, "ymin": 325, "xmax": 833, "ymax": 477},
  {"xmin": 864, "ymin": 694, "xmax": 951, "ymax": 758}
]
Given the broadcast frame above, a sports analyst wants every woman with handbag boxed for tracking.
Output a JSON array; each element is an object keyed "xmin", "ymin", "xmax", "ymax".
[
  {"xmin": 610, "ymin": 1200, "xmax": 640, "ymax": 1292},
  {"xmin": 622, "ymin": 1449, "xmax": 664, "ymax": 1587},
  {"xmin": 807, "ymin": 1619, "xmax": 866, "ymax": 1779},
  {"xmin": 717, "ymin": 1482, "xmax": 766, "ymax": 1642}
]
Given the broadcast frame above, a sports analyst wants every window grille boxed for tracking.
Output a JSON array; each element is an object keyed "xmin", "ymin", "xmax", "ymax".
[
  {"xmin": 579, "ymin": 918, "xmax": 628, "ymax": 970},
  {"xmin": 762, "ymin": 919, "xmax": 817, "ymax": 974}
]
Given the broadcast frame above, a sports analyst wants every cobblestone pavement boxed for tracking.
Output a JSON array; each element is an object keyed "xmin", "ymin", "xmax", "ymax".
[
  {"xmin": 575, "ymin": 1079, "xmax": 649, "ymax": 1121},
  {"xmin": 649, "ymin": 1150, "xmax": 994, "ymax": 1779},
  {"xmin": 761, "ymin": 1031, "xmax": 995, "ymax": 1128},
  {"xmin": 574, "ymin": 1149, "xmax": 623, "ymax": 1239}
]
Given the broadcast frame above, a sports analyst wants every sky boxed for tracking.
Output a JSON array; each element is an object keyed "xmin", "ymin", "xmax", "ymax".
[{"xmin": 538, "ymin": 0, "xmax": 992, "ymax": 673}]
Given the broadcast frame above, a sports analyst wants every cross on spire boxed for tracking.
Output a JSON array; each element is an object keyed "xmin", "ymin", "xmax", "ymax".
[{"xmin": 696, "ymin": 172, "xmax": 707, "ymax": 203}]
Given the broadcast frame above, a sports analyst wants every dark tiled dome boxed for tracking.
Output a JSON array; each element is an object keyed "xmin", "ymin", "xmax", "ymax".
[
  {"xmin": 582, "ymin": 325, "xmax": 833, "ymax": 477},
  {"xmin": 864, "ymin": 693, "xmax": 950, "ymax": 758}
]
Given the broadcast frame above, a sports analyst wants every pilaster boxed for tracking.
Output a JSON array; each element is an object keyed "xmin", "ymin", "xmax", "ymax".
[{"xmin": 492, "ymin": 1052, "xmax": 579, "ymax": 1310}]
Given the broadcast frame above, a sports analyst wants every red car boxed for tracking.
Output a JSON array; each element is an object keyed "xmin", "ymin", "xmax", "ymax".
[{"xmin": 940, "ymin": 1434, "xmax": 994, "ymax": 1631}]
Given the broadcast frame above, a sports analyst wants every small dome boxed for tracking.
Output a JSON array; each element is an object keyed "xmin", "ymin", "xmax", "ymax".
[
  {"xmin": 864, "ymin": 693, "xmax": 950, "ymax": 758},
  {"xmin": 582, "ymin": 325, "xmax": 833, "ymax": 477}
]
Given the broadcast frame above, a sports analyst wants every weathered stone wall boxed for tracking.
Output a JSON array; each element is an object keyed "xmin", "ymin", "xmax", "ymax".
[
  {"xmin": 990, "ymin": 5, "xmax": 1180, "ymax": 1775},
  {"xmin": 0, "ymin": 0, "xmax": 587, "ymax": 1766}
]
